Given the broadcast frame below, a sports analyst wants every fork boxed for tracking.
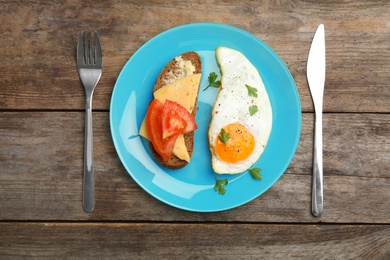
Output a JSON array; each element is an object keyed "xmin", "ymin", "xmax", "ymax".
[{"xmin": 77, "ymin": 31, "xmax": 103, "ymax": 212}]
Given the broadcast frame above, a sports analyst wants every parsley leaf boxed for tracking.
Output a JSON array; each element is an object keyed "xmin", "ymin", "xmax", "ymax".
[
  {"xmin": 249, "ymin": 168, "xmax": 262, "ymax": 180},
  {"xmin": 203, "ymin": 72, "xmax": 221, "ymax": 91},
  {"xmin": 249, "ymin": 105, "xmax": 259, "ymax": 116},
  {"xmin": 218, "ymin": 128, "xmax": 230, "ymax": 144},
  {"xmin": 245, "ymin": 84, "xmax": 258, "ymax": 98},
  {"xmin": 214, "ymin": 178, "xmax": 228, "ymax": 195}
]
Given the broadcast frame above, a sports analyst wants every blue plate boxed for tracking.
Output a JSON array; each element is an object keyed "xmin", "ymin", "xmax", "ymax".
[{"xmin": 110, "ymin": 23, "xmax": 301, "ymax": 212}]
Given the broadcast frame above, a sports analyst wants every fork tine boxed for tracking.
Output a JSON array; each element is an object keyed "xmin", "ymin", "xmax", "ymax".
[
  {"xmin": 77, "ymin": 32, "xmax": 84, "ymax": 65},
  {"xmin": 84, "ymin": 31, "xmax": 89, "ymax": 65},
  {"xmin": 77, "ymin": 31, "xmax": 102, "ymax": 68},
  {"xmin": 89, "ymin": 31, "xmax": 94, "ymax": 65},
  {"xmin": 94, "ymin": 31, "xmax": 102, "ymax": 66}
]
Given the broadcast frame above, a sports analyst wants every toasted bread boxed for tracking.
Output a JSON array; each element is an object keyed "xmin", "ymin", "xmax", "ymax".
[{"xmin": 150, "ymin": 51, "xmax": 202, "ymax": 169}]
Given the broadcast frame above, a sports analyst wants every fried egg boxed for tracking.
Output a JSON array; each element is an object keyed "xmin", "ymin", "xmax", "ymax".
[{"xmin": 208, "ymin": 47, "xmax": 272, "ymax": 174}]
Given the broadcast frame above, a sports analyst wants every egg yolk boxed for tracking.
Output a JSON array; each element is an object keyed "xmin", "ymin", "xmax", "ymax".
[{"xmin": 215, "ymin": 123, "xmax": 255, "ymax": 163}]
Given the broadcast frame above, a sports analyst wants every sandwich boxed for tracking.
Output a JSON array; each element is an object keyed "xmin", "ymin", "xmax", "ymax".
[{"xmin": 139, "ymin": 51, "xmax": 202, "ymax": 169}]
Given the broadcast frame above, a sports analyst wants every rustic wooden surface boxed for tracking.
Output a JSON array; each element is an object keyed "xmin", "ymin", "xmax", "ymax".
[{"xmin": 0, "ymin": 0, "xmax": 389, "ymax": 259}]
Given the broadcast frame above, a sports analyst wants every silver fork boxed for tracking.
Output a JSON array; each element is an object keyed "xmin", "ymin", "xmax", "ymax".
[{"xmin": 77, "ymin": 31, "xmax": 103, "ymax": 213}]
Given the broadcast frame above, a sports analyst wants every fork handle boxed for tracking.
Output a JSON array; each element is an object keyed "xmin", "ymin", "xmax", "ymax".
[
  {"xmin": 312, "ymin": 109, "xmax": 323, "ymax": 217},
  {"xmin": 83, "ymin": 102, "xmax": 95, "ymax": 212}
]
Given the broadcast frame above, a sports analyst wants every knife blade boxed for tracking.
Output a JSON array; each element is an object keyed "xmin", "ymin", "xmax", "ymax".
[{"xmin": 307, "ymin": 24, "xmax": 326, "ymax": 217}]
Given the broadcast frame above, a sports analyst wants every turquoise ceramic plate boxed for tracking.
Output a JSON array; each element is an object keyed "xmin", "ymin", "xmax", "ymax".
[{"xmin": 110, "ymin": 23, "xmax": 301, "ymax": 212}]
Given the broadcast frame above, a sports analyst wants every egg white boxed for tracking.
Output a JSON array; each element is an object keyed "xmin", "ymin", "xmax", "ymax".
[{"xmin": 208, "ymin": 47, "xmax": 273, "ymax": 174}]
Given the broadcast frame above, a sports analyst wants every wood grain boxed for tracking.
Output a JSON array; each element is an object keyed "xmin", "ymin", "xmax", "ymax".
[
  {"xmin": 0, "ymin": 223, "xmax": 389, "ymax": 259},
  {"xmin": 0, "ymin": 112, "xmax": 389, "ymax": 223},
  {"xmin": 0, "ymin": 1, "xmax": 389, "ymax": 112}
]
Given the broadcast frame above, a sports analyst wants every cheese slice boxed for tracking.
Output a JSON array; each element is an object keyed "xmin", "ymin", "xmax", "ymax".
[
  {"xmin": 139, "ymin": 73, "xmax": 201, "ymax": 162},
  {"xmin": 153, "ymin": 74, "xmax": 201, "ymax": 112}
]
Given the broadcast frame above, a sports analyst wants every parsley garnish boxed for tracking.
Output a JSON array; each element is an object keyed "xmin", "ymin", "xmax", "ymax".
[
  {"xmin": 249, "ymin": 168, "xmax": 262, "ymax": 180},
  {"xmin": 203, "ymin": 72, "xmax": 221, "ymax": 91},
  {"xmin": 218, "ymin": 128, "xmax": 230, "ymax": 144},
  {"xmin": 245, "ymin": 84, "xmax": 258, "ymax": 98},
  {"xmin": 249, "ymin": 105, "xmax": 259, "ymax": 116},
  {"xmin": 214, "ymin": 178, "xmax": 228, "ymax": 195}
]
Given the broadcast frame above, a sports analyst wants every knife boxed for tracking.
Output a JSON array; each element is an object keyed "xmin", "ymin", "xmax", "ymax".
[{"xmin": 307, "ymin": 24, "xmax": 326, "ymax": 217}]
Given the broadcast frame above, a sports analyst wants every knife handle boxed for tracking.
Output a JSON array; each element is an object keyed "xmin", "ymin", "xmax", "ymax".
[{"xmin": 312, "ymin": 110, "xmax": 324, "ymax": 217}]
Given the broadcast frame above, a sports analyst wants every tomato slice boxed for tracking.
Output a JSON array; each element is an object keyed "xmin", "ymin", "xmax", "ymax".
[
  {"xmin": 162, "ymin": 100, "xmax": 198, "ymax": 139},
  {"xmin": 146, "ymin": 99, "xmax": 179, "ymax": 161}
]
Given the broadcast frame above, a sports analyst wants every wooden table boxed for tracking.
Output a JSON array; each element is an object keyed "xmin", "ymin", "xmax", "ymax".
[{"xmin": 1, "ymin": 1, "xmax": 389, "ymax": 259}]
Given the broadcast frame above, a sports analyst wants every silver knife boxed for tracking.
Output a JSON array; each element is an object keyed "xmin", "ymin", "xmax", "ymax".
[{"xmin": 307, "ymin": 24, "xmax": 326, "ymax": 217}]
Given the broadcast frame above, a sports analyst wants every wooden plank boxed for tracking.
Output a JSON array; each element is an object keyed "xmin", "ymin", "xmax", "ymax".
[
  {"xmin": 0, "ymin": 112, "xmax": 389, "ymax": 222},
  {"xmin": 0, "ymin": 1, "xmax": 389, "ymax": 112},
  {"xmin": 294, "ymin": 113, "xmax": 390, "ymax": 178},
  {"xmin": 0, "ymin": 223, "xmax": 389, "ymax": 259}
]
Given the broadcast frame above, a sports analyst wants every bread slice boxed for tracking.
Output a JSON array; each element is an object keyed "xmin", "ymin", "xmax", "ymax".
[{"xmin": 150, "ymin": 51, "xmax": 202, "ymax": 169}]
